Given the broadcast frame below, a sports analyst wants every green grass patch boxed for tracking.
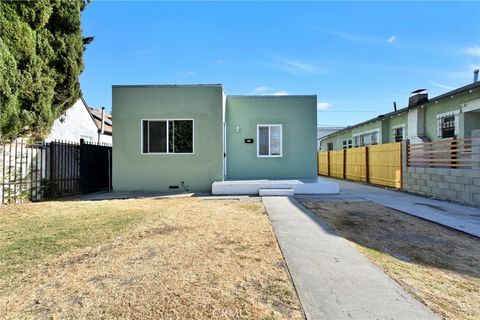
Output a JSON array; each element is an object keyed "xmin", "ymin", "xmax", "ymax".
[{"xmin": 0, "ymin": 200, "xmax": 152, "ymax": 278}]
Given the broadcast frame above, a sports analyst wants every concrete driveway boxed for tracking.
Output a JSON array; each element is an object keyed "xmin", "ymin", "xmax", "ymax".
[
  {"xmin": 297, "ymin": 177, "xmax": 480, "ymax": 238},
  {"xmin": 263, "ymin": 196, "xmax": 439, "ymax": 320}
]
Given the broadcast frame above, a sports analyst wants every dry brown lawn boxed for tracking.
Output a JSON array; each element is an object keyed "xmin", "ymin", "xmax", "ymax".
[
  {"xmin": 0, "ymin": 197, "xmax": 303, "ymax": 320},
  {"xmin": 301, "ymin": 200, "xmax": 480, "ymax": 320}
]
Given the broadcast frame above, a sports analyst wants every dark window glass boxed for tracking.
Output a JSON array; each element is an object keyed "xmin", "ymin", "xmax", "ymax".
[
  {"xmin": 259, "ymin": 126, "xmax": 269, "ymax": 155},
  {"xmin": 441, "ymin": 116, "xmax": 455, "ymax": 138},
  {"xmin": 171, "ymin": 120, "xmax": 193, "ymax": 153},
  {"xmin": 394, "ymin": 127, "xmax": 403, "ymax": 142},
  {"xmin": 149, "ymin": 121, "xmax": 167, "ymax": 153},
  {"xmin": 143, "ymin": 120, "xmax": 193, "ymax": 154},
  {"xmin": 142, "ymin": 120, "xmax": 149, "ymax": 153},
  {"xmin": 327, "ymin": 142, "xmax": 334, "ymax": 151}
]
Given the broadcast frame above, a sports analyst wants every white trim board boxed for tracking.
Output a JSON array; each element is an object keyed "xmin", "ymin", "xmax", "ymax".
[{"xmin": 257, "ymin": 124, "xmax": 283, "ymax": 158}]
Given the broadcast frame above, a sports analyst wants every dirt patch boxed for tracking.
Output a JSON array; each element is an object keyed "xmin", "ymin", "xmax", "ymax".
[
  {"xmin": 301, "ymin": 200, "xmax": 480, "ymax": 320},
  {"xmin": 0, "ymin": 198, "xmax": 303, "ymax": 320}
]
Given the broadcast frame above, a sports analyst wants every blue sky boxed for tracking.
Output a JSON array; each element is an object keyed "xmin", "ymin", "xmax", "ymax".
[{"xmin": 80, "ymin": 1, "xmax": 480, "ymax": 127}]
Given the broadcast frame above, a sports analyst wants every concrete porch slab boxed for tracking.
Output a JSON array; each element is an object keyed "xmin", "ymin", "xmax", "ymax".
[{"xmin": 212, "ymin": 178, "xmax": 340, "ymax": 195}]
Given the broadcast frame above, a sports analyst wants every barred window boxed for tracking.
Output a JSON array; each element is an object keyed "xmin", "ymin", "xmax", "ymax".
[{"xmin": 440, "ymin": 115, "xmax": 455, "ymax": 138}]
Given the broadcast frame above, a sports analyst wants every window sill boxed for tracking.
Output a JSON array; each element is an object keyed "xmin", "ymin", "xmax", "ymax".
[
  {"xmin": 257, "ymin": 155, "xmax": 283, "ymax": 158},
  {"xmin": 141, "ymin": 152, "xmax": 194, "ymax": 155}
]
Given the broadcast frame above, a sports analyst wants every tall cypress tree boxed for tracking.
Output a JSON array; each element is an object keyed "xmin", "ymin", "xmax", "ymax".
[{"xmin": 0, "ymin": 0, "xmax": 92, "ymax": 141}]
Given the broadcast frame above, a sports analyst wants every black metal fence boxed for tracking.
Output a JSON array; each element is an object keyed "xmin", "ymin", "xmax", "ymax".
[{"xmin": 1, "ymin": 139, "xmax": 112, "ymax": 204}]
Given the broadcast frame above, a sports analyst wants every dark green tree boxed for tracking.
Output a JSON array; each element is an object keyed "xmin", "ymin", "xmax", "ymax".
[{"xmin": 0, "ymin": 0, "xmax": 92, "ymax": 141}]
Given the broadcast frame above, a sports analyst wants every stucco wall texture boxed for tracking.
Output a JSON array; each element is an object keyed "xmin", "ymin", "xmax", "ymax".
[
  {"xmin": 112, "ymin": 85, "xmax": 224, "ymax": 192},
  {"xmin": 112, "ymin": 86, "xmax": 318, "ymax": 192},
  {"xmin": 226, "ymin": 95, "xmax": 317, "ymax": 180},
  {"xmin": 46, "ymin": 99, "xmax": 99, "ymax": 143}
]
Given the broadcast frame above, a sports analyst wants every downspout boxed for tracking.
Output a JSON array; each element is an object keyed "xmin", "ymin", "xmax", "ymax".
[{"xmin": 99, "ymin": 107, "xmax": 105, "ymax": 144}]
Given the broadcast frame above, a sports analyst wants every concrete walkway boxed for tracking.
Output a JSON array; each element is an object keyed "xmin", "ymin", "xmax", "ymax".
[
  {"xmin": 263, "ymin": 196, "xmax": 438, "ymax": 320},
  {"xmin": 296, "ymin": 178, "xmax": 480, "ymax": 238}
]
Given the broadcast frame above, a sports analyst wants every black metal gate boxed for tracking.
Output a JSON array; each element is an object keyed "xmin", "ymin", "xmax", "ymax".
[
  {"xmin": 80, "ymin": 140, "xmax": 112, "ymax": 193},
  {"xmin": 1, "ymin": 139, "xmax": 112, "ymax": 204}
]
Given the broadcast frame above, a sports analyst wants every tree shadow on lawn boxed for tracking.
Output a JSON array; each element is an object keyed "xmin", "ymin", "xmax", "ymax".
[{"xmin": 296, "ymin": 199, "xmax": 480, "ymax": 280}]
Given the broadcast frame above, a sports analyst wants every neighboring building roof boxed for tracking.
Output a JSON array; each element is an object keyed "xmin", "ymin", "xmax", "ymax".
[
  {"xmin": 317, "ymin": 127, "xmax": 345, "ymax": 141},
  {"xmin": 89, "ymin": 107, "xmax": 112, "ymax": 135},
  {"xmin": 320, "ymin": 81, "xmax": 480, "ymax": 141}
]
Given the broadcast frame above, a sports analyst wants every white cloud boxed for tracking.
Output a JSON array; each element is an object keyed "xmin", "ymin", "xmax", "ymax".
[
  {"xmin": 386, "ymin": 35, "xmax": 397, "ymax": 44},
  {"xmin": 448, "ymin": 64, "xmax": 480, "ymax": 80},
  {"xmin": 428, "ymin": 80, "xmax": 455, "ymax": 90},
  {"xmin": 274, "ymin": 57, "xmax": 318, "ymax": 75},
  {"xmin": 281, "ymin": 59, "xmax": 316, "ymax": 74},
  {"xmin": 463, "ymin": 45, "xmax": 480, "ymax": 57},
  {"xmin": 318, "ymin": 28, "xmax": 375, "ymax": 44},
  {"xmin": 253, "ymin": 86, "xmax": 272, "ymax": 94},
  {"xmin": 316, "ymin": 27, "xmax": 399, "ymax": 46},
  {"xmin": 251, "ymin": 86, "xmax": 288, "ymax": 96},
  {"xmin": 317, "ymin": 102, "xmax": 331, "ymax": 110}
]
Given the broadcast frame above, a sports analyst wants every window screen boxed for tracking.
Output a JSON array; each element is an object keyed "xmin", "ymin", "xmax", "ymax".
[
  {"xmin": 270, "ymin": 126, "xmax": 281, "ymax": 155},
  {"xmin": 169, "ymin": 120, "xmax": 193, "ymax": 153}
]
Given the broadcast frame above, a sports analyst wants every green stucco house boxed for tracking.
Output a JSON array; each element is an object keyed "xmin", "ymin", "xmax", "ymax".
[
  {"xmin": 319, "ymin": 80, "xmax": 480, "ymax": 150},
  {"xmin": 112, "ymin": 84, "xmax": 329, "ymax": 194}
]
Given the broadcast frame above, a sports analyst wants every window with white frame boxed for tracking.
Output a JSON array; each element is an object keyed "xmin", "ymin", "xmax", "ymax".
[
  {"xmin": 353, "ymin": 135, "xmax": 360, "ymax": 147},
  {"xmin": 342, "ymin": 139, "xmax": 353, "ymax": 149},
  {"xmin": 142, "ymin": 120, "xmax": 193, "ymax": 154},
  {"xmin": 370, "ymin": 131, "xmax": 378, "ymax": 145},
  {"xmin": 354, "ymin": 130, "xmax": 379, "ymax": 146},
  {"xmin": 257, "ymin": 124, "xmax": 282, "ymax": 157}
]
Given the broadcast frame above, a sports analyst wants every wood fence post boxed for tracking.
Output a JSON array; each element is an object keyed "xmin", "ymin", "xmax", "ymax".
[
  {"xmin": 401, "ymin": 140, "xmax": 409, "ymax": 189},
  {"xmin": 327, "ymin": 151, "xmax": 331, "ymax": 177},
  {"xmin": 343, "ymin": 149, "xmax": 346, "ymax": 179},
  {"xmin": 365, "ymin": 146, "xmax": 369, "ymax": 183}
]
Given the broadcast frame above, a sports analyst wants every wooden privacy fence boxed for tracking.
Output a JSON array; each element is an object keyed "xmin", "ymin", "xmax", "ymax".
[
  {"xmin": 408, "ymin": 138, "xmax": 473, "ymax": 168},
  {"xmin": 318, "ymin": 142, "xmax": 402, "ymax": 188}
]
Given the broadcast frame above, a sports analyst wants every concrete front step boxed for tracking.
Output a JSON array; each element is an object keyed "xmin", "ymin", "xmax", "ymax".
[
  {"xmin": 211, "ymin": 178, "xmax": 340, "ymax": 195},
  {"xmin": 258, "ymin": 188, "xmax": 295, "ymax": 196}
]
